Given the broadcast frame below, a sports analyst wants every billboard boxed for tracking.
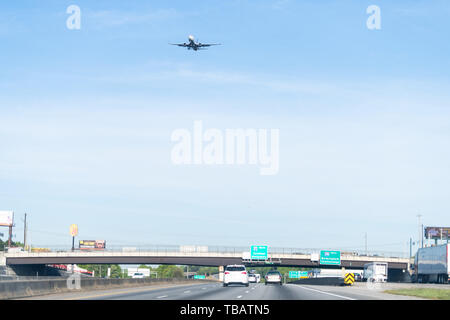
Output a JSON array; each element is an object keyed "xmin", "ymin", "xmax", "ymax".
[
  {"xmin": 424, "ymin": 227, "xmax": 450, "ymax": 239},
  {"xmin": 0, "ymin": 211, "xmax": 13, "ymax": 227},
  {"xmin": 69, "ymin": 224, "xmax": 78, "ymax": 237},
  {"xmin": 79, "ymin": 240, "xmax": 106, "ymax": 250}
]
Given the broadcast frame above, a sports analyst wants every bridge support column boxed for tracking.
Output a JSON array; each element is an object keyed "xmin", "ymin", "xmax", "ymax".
[
  {"xmin": 0, "ymin": 252, "xmax": 5, "ymax": 267},
  {"xmin": 341, "ymin": 267, "xmax": 346, "ymax": 278},
  {"xmin": 219, "ymin": 265, "xmax": 224, "ymax": 281}
]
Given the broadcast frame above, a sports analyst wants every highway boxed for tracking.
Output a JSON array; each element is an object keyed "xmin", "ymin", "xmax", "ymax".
[{"xmin": 21, "ymin": 282, "xmax": 424, "ymax": 300}]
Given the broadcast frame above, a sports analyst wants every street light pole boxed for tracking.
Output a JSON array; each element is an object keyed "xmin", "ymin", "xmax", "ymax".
[
  {"xmin": 422, "ymin": 224, "xmax": 424, "ymax": 248},
  {"xmin": 409, "ymin": 238, "xmax": 412, "ymax": 258},
  {"xmin": 23, "ymin": 213, "xmax": 27, "ymax": 249},
  {"xmin": 364, "ymin": 232, "xmax": 368, "ymax": 256},
  {"xmin": 417, "ymin": 214, "xmax": 422, "ymax": 249}
]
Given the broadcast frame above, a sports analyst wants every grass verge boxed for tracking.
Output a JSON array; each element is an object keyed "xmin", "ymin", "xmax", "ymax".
[{"xmin": 384, "ymin": 288, "xmax": 450, "ymax": 300}]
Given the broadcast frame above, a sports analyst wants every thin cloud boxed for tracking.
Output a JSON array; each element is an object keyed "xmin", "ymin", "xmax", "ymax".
[{"xmin": 86, "ymin": 8, "xmax": 187, "ymax": 27}]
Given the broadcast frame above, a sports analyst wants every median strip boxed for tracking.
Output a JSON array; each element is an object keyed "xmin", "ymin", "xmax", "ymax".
[{"xmin": 384, "ymin": 288, "xmax": 450, "ymax": 300}]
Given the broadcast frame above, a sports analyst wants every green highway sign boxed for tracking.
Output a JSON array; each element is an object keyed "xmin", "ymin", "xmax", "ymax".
[
  {"xmin": 289, "ymin": 271, "xmax": 309, "ymax": 279},
  {"xmin": 194, "ymin": 275, "xmax": 206, "ymax": 279},
  {"xmin": 250, "ymin": 245, "xmax": 268, "ymax": 260},
  {"xmin": 320, "ymin": 250, "xmax": 341, "ymax": 265}
]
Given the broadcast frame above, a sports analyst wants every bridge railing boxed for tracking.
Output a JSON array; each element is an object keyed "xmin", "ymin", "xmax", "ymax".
[{"xmin": 11, "ymin": 244, "xmax": 411, "ymax": 259}]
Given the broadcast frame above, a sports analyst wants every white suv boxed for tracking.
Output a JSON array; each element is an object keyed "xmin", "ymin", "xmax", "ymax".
[{"xmin": 223, "ymin": 265, "xmax": 249, "ymax": 287}]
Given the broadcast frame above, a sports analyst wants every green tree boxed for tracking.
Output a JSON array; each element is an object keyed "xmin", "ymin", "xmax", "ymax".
[
  {"xmin": 186, "ymin": 265, "xmax": 200, "ymax": 273},
  {"xmin": 156, "ymin": 265, "xmax": 184, "ymax": 278},
  {"xmin": 78, "ymin": 264, "xmax": 122, "ymax": 278},
  {"xmin": 197, "ymin": 266, "xmax": 218, "ymax": 276},
  {"xmin": 138, "ymin": 264, "xmax": 153, "ymax": 270},
  {"xmin": 110, "ymin": 265, "xmax": 123, "ymax": 278},
  {"xmin": 0, "ymin": 238, "xmax": 24, "ymax": 251}
]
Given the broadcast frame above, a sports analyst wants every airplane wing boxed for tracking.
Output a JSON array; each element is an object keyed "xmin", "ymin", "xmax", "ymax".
[
  {"xmin": 170, "ymin": 43, "xmax": 188, "ymax": 47},
  {"xmin": 198, "ymin": 43, "xmax": 221, "ymax": 47}
]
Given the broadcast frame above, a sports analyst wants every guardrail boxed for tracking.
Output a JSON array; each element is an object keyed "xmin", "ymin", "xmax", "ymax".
[{"xmin": 0, "ymin": 277, "xmax": 216, "ymax": 299}]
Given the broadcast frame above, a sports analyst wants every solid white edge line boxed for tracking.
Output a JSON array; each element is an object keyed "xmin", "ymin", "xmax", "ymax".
[{"xmin": 295, "ymin": 285, "xmax": 356, "ymax": 300}]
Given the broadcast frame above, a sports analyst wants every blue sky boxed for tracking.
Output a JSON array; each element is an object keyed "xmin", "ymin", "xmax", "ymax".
[{"xmin": 0, "ymin": 1, "xmax": 449, "ymax": 254}]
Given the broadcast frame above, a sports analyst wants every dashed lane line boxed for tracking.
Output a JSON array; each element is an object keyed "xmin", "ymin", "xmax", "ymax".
[{"xmin": 63, "ymin": 284, "xmax": 188, "ymax": 300}]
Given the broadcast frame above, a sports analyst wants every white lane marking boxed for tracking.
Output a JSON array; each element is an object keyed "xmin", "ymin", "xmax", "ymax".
[
  {"xmin": 236, "ymin": 295, "xmax": 243, "ymax": 299},
  {"xmin": 295, "ymin": 285, "xmax": 356, "ymax": 300},
  {"xmin": 202, "ymin": 287, "xmax": 206, "ymax": 290},
  {"xmin": 184, "ymin": 290, "xmax": 191, "ymax": 293},
  {"xmin": 156, "ymin": 295, "xmax": 168, "ymax": 299},
  {"xmin": 245, "ymin": 291, "xmax": 249, "ymax": 293}
]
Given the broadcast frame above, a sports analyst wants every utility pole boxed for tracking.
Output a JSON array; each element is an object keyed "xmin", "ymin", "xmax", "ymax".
[
  {"xmin": 409, "ymin": 238, "xmax": 412, "ymax": 258},
  {"xmin": 8, "ymin": 225, "xmax": 12, "ymax": 248},
  {"xmin": 417, "ymin": 214, "xmax": 422, "ymax": 249},
  {"xmin": 364, "ymin": 232, "xmax": 368, "ymax": 256},
  {"xmin": 23, "ymin": 213, "xmax": 27, "ymax": 249},
  {"xmin": 422, "ymin": 224, "xmax": 424, "ymax": 248}
]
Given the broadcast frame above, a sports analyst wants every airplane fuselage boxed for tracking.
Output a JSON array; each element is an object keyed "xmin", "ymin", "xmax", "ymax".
[
  {"xmin": 171, "ymin": 35, "xmax": 220, "ymax": 51},
  {"xmin": 187, "ymin": 38, "xmax": 200, "ymax": 50}
]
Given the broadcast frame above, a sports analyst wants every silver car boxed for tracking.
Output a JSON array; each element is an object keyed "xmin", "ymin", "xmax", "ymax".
[{"xmin": 265, "ymin": 270, "xmax": 282, "ymax": 285}]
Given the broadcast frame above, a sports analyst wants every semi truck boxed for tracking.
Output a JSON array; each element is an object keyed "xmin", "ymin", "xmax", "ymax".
[
  {"xmin": 363, "ymin": 262, "xmax": 388, "ymax": 282},
  {"xmin": 413, "ymin": 244, "xmax": 449, "ymax": 284}
]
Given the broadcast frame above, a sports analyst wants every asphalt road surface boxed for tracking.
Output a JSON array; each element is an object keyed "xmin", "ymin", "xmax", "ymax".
[{"xmin": 21, "ymin": 282, "xmax": 425, "ymax": 300}]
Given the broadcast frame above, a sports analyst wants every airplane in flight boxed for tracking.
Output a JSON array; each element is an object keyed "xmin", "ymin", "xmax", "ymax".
[{"xmin": 170, "ymin": 35, "xmax": 221, "ymax": 51}]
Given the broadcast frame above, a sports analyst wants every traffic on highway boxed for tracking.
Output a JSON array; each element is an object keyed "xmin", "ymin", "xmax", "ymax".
[{"xmin": 19, "ymin": 279, "xmax": 434, "ymax": 301}]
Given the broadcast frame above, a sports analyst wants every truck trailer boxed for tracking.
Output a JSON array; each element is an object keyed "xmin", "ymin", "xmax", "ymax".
[
  {"xmin": 363, "ymin": 262, "xmax": 388, "ymax": 282},
  {"xmin": 413, "ymin": 244, "xmax": 449, "ymax": 284}
]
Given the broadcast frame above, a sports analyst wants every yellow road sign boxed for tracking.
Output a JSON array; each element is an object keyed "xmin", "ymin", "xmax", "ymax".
[{"xmin": 344, "ymin": 273, "xmax": 355, "ymax": 285}]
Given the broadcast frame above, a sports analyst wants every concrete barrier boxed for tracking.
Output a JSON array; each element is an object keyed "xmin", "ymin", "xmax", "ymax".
[
  {"xmin": 290, "ymin": 277, "xmax": 345, "ymax": 286},
  {"xmin": 0, "ymin": 277, "xmax": 216, "ymax": 300}
]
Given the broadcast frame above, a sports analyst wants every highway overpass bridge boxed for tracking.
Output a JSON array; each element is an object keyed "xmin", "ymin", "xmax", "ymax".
[{"xmin": 1, "ymin": 250, "xmax": 411, "ymax": 280}]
